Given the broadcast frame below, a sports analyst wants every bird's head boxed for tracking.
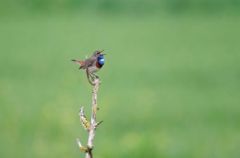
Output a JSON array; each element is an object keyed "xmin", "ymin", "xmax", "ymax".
[{"xmin": 93, "ymin": 50, "xmax": 105, "ymax": 57}]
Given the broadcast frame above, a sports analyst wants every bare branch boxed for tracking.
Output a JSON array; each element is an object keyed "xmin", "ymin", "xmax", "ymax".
[
  {"xmin": 76, "ymin": 138, "xmax": 88, "ymax": 153},
  {"xmin": 76, "ymin": 78, "xmax": 102, "ymax": 158},
  {"xmin": 79, "ymin": 107, "xmax": 90, "ymax": 131},
  {"xmin": 95, "ymin": 120, "xmax": 103, "ymax": 128},
  {"xmin": 87, "ymin": 78, "xmax": 100, "ymax": 150}
]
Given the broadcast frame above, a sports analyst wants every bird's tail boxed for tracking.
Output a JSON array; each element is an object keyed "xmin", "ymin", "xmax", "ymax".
[{"xmin": 71, "ymin": 59, "xmax": 85, "ymax": 69}]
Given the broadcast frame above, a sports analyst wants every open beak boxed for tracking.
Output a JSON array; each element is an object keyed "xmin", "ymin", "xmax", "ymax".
[{"xmin": 100, "ymin": 50, "xmax": 106, "ymax": 55}]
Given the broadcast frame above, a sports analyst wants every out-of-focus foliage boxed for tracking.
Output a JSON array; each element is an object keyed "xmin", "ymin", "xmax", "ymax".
[
  {"xmin": 1, "ymin": 0, "xmax": 240, "ymax": 15},
  {"xmin": 1, "ymin": 14, "xmax": 240, "ymax": 158},
  {"xmin": 1, "ymin": 0, "xmax": 240, "ymax": 158}
]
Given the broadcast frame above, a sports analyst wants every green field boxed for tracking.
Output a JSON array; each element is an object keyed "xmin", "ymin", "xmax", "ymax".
[{"xmin": 0, "ymin": 13, "xmax": 240, "ymax": 158}]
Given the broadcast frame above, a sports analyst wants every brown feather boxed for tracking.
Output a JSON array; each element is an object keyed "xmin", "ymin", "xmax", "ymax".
[{"xmin": 72, "ymin": 59, "xmax": 85, "ymax": 69}]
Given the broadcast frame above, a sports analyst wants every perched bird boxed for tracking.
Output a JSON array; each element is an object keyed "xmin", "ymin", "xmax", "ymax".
[{"xmin": 72, "ymin": 50, "xmax": 105, "ymax": 83}]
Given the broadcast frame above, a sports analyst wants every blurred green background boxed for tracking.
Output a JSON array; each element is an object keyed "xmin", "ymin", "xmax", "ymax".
[{"xmin": 1, "ymin": 0, "xmax": 240, "ymax": 158}]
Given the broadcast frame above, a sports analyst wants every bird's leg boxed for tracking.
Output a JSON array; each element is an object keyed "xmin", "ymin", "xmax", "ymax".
[
  {"xmin": 86, "ymin": 69, "xmax": 94, "ymax": 86},
  {"xmin": 89, "ymin": 73, "xmax": 96, "ymax": 81},
  {"xmin": 92, "ymin": 73, "xmax": 99, "ymax": 79}
]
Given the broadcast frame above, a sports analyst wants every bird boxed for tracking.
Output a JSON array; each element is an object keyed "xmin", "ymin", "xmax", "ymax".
[{"xmin": 72, "ymin": 50, "xmax": 105, "ymax": 84}]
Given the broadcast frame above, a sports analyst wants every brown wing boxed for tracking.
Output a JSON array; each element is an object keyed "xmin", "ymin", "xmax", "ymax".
[{"xmin": 81, "ymin": 57, "xmax": 96, "ymax": 69}]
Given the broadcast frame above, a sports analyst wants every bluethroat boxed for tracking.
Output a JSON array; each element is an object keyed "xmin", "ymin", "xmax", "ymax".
[{"xmin": 72, "ymin": 50, "xmax": 105, "ymax": 84}]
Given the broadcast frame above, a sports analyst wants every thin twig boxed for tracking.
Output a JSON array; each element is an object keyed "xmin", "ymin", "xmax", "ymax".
[
  {"xmin": 85, "ymin": 78, "xmax": 100, "ymax": 158},
  {"xmin": 76, "ymin": 138, "xmax": 88, "ymax": 152},
  {"xmin": 77, "ymin": 78, "xmax": 101, "ymax": 158},
  {"xmin": 79, "ymin": 107, "xmax": 90, "ymax": 131}
]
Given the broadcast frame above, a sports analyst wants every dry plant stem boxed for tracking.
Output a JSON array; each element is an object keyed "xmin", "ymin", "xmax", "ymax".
[
  {"xmin": 85, "ymin": 78, "xmax": 100, "ymax": 158},
  {"xmin": 77, "ymin": 78, "xmax": 100, "ymax": 158}
]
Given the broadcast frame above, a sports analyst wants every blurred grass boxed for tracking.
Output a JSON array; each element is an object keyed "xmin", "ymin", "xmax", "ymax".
[
  {"xmin": 1, "ymin": 0, "xmax": 240, "ymax": 15},
  {"xmin": 0, "ymin": 13, "xmax": 240, "ymax": 158}
]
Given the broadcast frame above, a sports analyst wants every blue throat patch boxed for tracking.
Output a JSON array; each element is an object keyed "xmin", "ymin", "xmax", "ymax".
[{"xmin": 97, "ymin": 55, "xmax": 105, "ymax": 66}]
